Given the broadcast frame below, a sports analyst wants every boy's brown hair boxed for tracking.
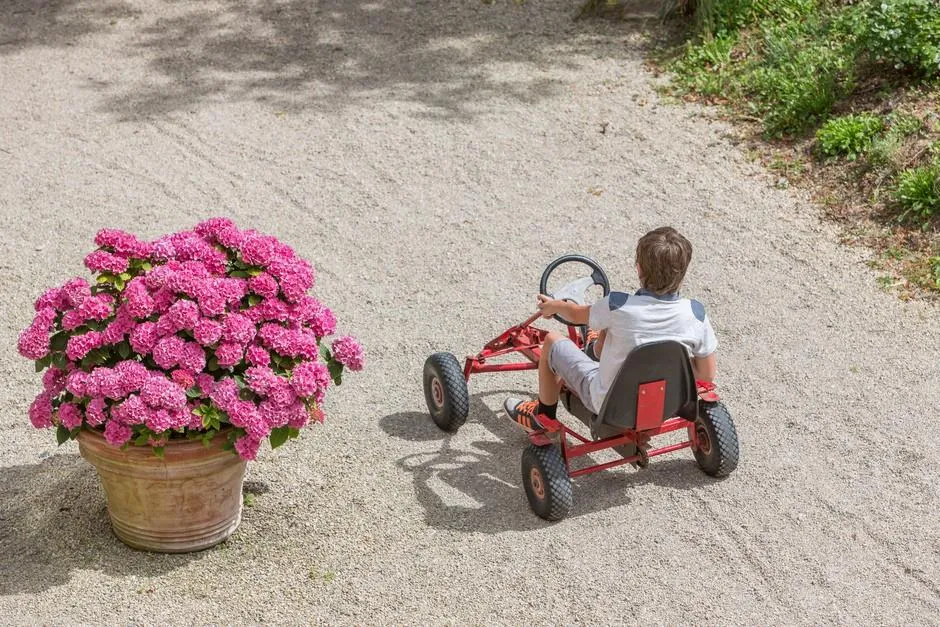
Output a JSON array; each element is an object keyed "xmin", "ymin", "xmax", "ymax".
[{"xmin": 635, "ymin": 226, "xmax": 693, "ymax": 295}]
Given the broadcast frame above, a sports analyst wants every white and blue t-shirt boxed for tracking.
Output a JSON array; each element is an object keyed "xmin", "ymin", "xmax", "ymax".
[{"xmin": 587, "ymin": 288, "xmax": 717, "ymax": 411}]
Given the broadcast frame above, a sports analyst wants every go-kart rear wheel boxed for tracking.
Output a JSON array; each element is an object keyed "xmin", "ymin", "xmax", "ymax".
[
  {"xmin": 521, "ymin": 444, "xmax": 573, "ymax": 521},
  {"xmin": 423, "ymin": 352, "xmax": 469, "ymax": 432},
  {"xmin": 692, "ymin": 401, "xmax": 739, "ymax": 477}
]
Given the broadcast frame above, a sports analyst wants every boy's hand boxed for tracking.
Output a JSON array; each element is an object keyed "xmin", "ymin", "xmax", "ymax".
[{"xmin": 536, "ymin": 294, "xmax": 563, "ymax": 318}]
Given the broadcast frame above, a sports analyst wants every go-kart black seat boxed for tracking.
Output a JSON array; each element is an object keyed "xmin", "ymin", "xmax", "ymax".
[{"xmin": 562, "ymin": 340, "xmax": 698, "ymax": 438}]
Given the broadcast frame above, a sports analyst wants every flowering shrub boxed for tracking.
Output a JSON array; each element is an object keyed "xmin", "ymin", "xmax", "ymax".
[{"xmin": 18, "ymin": 218, "xmax": 364, "ymax": 461}]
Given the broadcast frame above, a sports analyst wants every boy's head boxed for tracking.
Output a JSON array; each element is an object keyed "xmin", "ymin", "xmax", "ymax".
[{"xmin": 635, "ymin": 227, "xmax": 693, "ymax": 295}]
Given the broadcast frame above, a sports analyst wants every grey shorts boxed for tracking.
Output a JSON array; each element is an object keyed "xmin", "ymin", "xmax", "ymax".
[{"xmin": 549, "ymin": 339, "xmax": 601, "ymax": 414}]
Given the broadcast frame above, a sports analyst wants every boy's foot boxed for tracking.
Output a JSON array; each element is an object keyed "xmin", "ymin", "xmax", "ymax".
[{"xmin": 504, "ymin": 398, "xmax": 548, "ymax": 432}]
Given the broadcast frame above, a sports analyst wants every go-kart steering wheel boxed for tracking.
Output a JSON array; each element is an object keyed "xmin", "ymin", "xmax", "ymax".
[{"xmin": 539, "ymin": 254, "xmax": 611, "ymax": 326}]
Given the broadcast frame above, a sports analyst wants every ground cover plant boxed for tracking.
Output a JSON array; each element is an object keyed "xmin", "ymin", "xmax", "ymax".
[{"xmin": 651, "ymin": 0, "xmax": 940, "ymax": 296}]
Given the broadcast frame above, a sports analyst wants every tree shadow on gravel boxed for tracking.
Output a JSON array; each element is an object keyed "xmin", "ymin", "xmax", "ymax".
[
  {"xmin": 381, "ymin": 390, "xmax": 712, "ymax": 533},
  {"xmin": 0, "ymin": 453, "xmax": 199, "ymax": 595},
  {"xmin": 79, "ymin": 0, "xmax": 653, "ymax": 120},
  {"xmin": 0, "ymin": 0, "xmax": 139, "ymax": 53}
]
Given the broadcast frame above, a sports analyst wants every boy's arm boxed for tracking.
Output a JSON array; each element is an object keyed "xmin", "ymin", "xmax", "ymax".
[
  {"xmin": 536, "ymin": 295, "xmax": 590, "ymax": 325},
  {"xmin": 691, "ymin": 352, "xmax": 716, "ymax": 383}
]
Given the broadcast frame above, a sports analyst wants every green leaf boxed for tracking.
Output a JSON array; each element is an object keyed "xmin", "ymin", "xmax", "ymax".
[
  {"xmin": 269, "ymin": 426, "xmax": 290, "ymax": 449},
  {"xmin": 118, "ymin": 341, "xmax": 131, "ymax": 359},
  {"xmin": 238, "ymin": 388, "xmax": 255, "ymax": 401},
  {"xmin": 247, "ymin": 268, "xmax": 263, "ymax": 277},
  {"xmin": 141, "ymin": 262, "xmax": 152, "ymax": 271},
  {"xmin": 233, "ymin": 374, "xmax": 247, "ymax": 389},
  {"xmin": 152, "ymin": 446, "xmax": 165, "ymax": 459},
  {"xmin": 247, "ymin": 294, "xmax": 263, "ymax": 307},
  {"xmin": 113, "ymin": 277, "xmax": 126, "ymax": 291},
  {"xmin": 230, "ymin": 270, "xmax": 250, "ymax": 278},
  {"xmin": 328, "ymin": 360, "xmax": 344, "ymax": 386},
  {"xmin": 35, "ymin": 354, "xmax": 52, "ymax": 372},
  {"xmin": 53, "ymin": 353, "xmax": 68, "ymax": 370},
  {"xmin": 97, "ymin": 273, "xmax": 114, "ymax": 285},
  {"xmin": 288, "ymin": 427, "xmax": 300, "ymax": 439},
  {"xmin": 186, "ymin": 386, "xmax": 202, "ymax": 399},
  {"xmin": 202, "ymin": 414, "xmax": 213, "ymax": 429},
  {"xmin": 56, "ymin": 425, "xmax": 70, "ymax": 446},
  {"xmin": 50, "ymin": 332, "xmax": 69, "ymax": 352},
  {"xmin": 119, "ymin": 272, "xmax": 132, "ymax": 281},
  {"xmin": 207, "ymin": 356, "xmax": 219, "ymax": 372}
]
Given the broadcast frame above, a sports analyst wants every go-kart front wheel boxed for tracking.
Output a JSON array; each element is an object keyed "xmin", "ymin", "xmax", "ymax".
[
  {"xmin": 521, "ymin": 444, "xmax": 573, "ymax": 521},
  {"xmin": 423, "ymin": 352, "xmax": 469, "ymax": 432},
  {"xmin": 693, "ymin": 401, "xmax": 739, "ymax": 477}
]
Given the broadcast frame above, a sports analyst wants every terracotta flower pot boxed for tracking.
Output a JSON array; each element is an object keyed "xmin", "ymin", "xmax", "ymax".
[{"xmin": 77, "ymin": 427, "xmax": 248, "ymax": 553}]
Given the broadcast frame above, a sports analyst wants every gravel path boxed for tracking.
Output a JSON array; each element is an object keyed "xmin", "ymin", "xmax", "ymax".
[{"xmin": 1, "ymin": 1, "xmax": 938, "ymax": 624}]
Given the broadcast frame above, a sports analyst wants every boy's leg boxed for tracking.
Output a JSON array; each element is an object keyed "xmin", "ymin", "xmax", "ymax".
[{"xmin": 505, "ymin": 332, "xmax": 596, "ymax": 432}]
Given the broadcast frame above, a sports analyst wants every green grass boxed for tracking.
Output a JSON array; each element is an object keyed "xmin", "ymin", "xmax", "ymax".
[
  {"xmin": 815, "ymin": 114, "xmax": 884, "ymax": 160},
  {"xmin": 895, "ymin": 160, "xmax": 940, "ymax": 226}
]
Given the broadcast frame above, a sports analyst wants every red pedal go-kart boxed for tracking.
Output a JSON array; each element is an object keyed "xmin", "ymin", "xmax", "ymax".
[{"xmin": 422, "ymin": 254, "xmax": 740, "ymax": 521}]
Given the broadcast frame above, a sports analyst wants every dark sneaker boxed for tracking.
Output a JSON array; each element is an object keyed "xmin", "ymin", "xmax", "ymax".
[{"xmin": 504, "ymin": 398, "xmax": 547, "ymax": 432}]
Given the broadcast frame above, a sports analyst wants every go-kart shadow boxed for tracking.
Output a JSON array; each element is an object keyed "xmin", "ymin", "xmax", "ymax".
[
  {"xmin": 380, "ymin": 392, "xmax": 715, "ymax": 533},
  {"xmin": 0, "ymin": 453, "xmax": 199, "ymax": 595}
]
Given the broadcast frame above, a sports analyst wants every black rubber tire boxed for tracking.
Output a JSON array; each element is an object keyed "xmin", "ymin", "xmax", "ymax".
[
  {"xmin": 521, "ymin": 444, "xmax": 573, "ymax": 521},
  {"xmin": 423, "ymin": 352, "xmax": 469, "ymax": 432},
  {"xmin": 692, "ymin": 401, "xmax": 739, "ymax": 477}
]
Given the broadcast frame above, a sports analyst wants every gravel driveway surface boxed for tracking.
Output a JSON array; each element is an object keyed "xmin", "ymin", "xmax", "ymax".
[{"xmin": 1, "ymin": 0, "xmax": 938, "ymax": 624}]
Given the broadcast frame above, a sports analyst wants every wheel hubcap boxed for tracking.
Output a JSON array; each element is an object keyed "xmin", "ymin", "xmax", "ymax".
[
  {"xmin": 530, "ymin": 467, "xmax": 546, "ymax": 500},
  {"xmin": 696, "ymin": 422, "xmax": 712, "ymax": 455},
  {"xmin": 431, "ymin": 377, "xmax": 444, "ymax": 408}
]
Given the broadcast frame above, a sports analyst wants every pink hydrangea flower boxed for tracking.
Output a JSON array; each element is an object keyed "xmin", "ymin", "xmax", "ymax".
[
  {"xmin": 58, "ymin": 403, "xmax": 84, "ymax": 429},
  {"xmin": 130, "ymin": 322, "xmax": 158, "ymax": 355},
  {"xmin": 287, "ymin": 403, "xmax": 310, "ymax": 429},
  {"xmin": 217, "ymin": 224, "xmax": 246, "ymax": 249},
  {"xmin": 112, "ymin": 394, "xmax": 148, "ymax": 425},
  {"xmin": 240, "ymin": 233, "xmax": 278, "ymax": 266},
  {"xmin": 146, "ymin": 408, "xmax": 187, "ymax": 433},
  {"xmin": 167, "ymin": 299, "xmax": 200, "ymax": 331},
  {"xmin": 247, "ymin": 272, "xmax": 279, "ymax": 299},
  {"xmin": 234, "ymin": 434, "xmax": 262, "ymax": 461},
  {"xmin": 115, "ymin": 360, "xmax": 150, "ymax": 394},
  {"xmin": 245, "ymin": 366, "xmax": 280, "ymax": 396},
  {"xmin": 141, "ymin": 376, "xmax": 187, "ymax": 410},
  {"xmin": 209, "ymin": 379, "xmax": 239, "ymax": 412},
  {"xmin": 28, "ymin": 393, "xmax": 54, "ymax": 428},
  {"xmin": 90, "ymin": 367, "xmax": 126, "ymax": 400},
  {"xmin": 196, "ymin": 374, "xmax": 216, "ymax": 396},
  {"xmin": 42, "ymin": 367, "xmax": 68, "ymax": 396},
  {"xmin": 153, "ymin": 335, "xmax": 185, "ymax": 369},
  {"xmin": 17, "ymin": 323, "xmax": 51, "ymax": 360},
  {"xmin": 34, "ymin": 287, "xmax": 63, "ymax": 312},
  {"xmin": 86, "ymin": 397, "xmax": 108, "ymax": 426},
  {"xmin": 124, "ymin": 278, "xmax": 155, "ymax": 319},
  {"xmin": 84, "ymin": 250, "xmax": 129, "ymax": 274},
  {"xmin": 267, "ymin": 378, "xmax": 297, "ymax": 408},
  {"xmin": 61, "ymin": 293, "xmax": 114, "ymax": 330},
  {"xmin": 104, "ymin": 420, "xmax": 133, "ymax": 446},
  {"xmin": 245, "ymin": 343, "xmax": 271, "ymax": 367},
  {"xmin": 195, "ymin": 217, "xmax": 237, "ymax": 240},
  {"xmin": 290, "ymin": 361, "xmax": 331, "ymax": 400},
  {"xmin": 179, "ymin": 342, "xmax": 207, "ymax": 372},
  {"xmin": 222, "ymin": 313, "xmax": 256, "ymax": 346},
  {"xmin": 332, "ymin": 336, "xmax": 364, "ymax": 371},
  {"xmin": 246, "ymin": 298, "xmax": 290, "ymax": 323},
  {"xmin": 215, "ymin": 342, "xmax": 244, "ymax": 368},
  {"xmin": 66, "ymin": 370, "xmax": 91, "ymax": 398},
  {"xmin": 151, "ymin": 288, "xmax": 176, "ymax": 315},
  {"xmin": 66, "ymin": 331, "xmax": 103, "ymax": 361},
  {"xmin": 193, "ymin": 318, "xmax": 223, "ymax": 346},
  {"xmin": 95, "ymin": 228, "xmax": 152, "ymax": 257},
  {"xmin": 170, "ymin": 368, "xmax": 196, "ymax": 390},
  {"xmin": 60, "ymin": 278, "xmax": 91, "ymax": 308}
]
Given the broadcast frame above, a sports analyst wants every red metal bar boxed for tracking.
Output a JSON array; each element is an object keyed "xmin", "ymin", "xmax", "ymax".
[
  {"xmin": 646, "ymin": 440, "xmax": 693, "ymax": 458},
  {"xmin": 567, "ymin": 440, "xmax": 693, "ymax": 478},
  {"xmin": 467, "ymin": 361, "xmax": 539, "ymax": 374}
]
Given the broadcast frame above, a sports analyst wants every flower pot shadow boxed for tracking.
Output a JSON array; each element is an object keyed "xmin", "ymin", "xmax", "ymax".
[
  {"xmin": 0, "ymin": 453, "xmax": 201, "ymax": 596},
  {"xmin": 382, "ymin": 391, "xmax": 714, "ymax": 534}
]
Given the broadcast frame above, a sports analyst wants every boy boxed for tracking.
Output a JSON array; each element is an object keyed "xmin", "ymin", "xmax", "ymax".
[{"xmin": 505, "ymin": 226, "xmax": 717, "ymax": 431}]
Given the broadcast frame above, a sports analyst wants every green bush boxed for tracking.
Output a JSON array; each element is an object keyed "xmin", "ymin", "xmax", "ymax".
[
  {"xmin": 669, "ymin": 35, "xmax": 738, "ymax": 96},
  {"xmin": 667, "ymin": 0, "xmax": 819, "ymax": 36},
  {"xmin": 867, "ymin": 113, "xmax": 924, "ymax": 169},
  {"xmin": 740, "ymin": 19, "xmax": 856, "ymax": 137},
  {"xmin": 895, "ymin": 160, "xmax": 940, "ymax": 225},
  {"xmin": 815, "ymin": 113, "xmax": 885, "ymax": 160},
  {"xmin": 853, "ymin": 0, "xmax": 940, "ymax": 77}
]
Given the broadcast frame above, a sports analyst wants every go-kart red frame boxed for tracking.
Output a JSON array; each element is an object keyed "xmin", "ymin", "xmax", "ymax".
[{"xmin": 461, "ymin": 310, "xmax": 719, "ymax": 478}]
